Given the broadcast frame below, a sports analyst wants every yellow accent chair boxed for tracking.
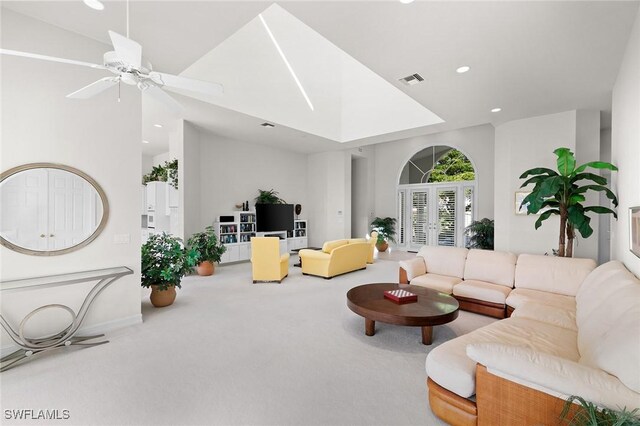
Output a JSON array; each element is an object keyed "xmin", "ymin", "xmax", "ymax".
[
  {"xmin": 346, "ymin": 231, "xmax": 378, "ymax": 264},
  {"xmin": 299, "ymin": 239, "xmax": 370, "ymax": 279},
  {"xmin": 251, "ymin": 237, "xmax": 289, "ymax": 283}
]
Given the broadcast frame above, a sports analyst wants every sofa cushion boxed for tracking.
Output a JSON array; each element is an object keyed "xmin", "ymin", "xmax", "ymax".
[
  {"xmin": 348, "ymin": 238, "xmax": 367, "ymax": 244},
  {"xmin": 410, "ymin": 273, "xmax": 462, "ymax": 294},
  {"xmin": 463, "ymin": 249, "xmax": 517, "ymax": 288},
  {"xmin": 426, "ymin": 316, "xmax": 579, "ymax": 398},
  {"xmin": 575, "ymin": 261, "xmax": 640, "ymax": 393},
  {"xmin": 515, "ymin": 254, "xmax": 596, "ymax": 296},
  {"xmin": 453, "ymin": 280, "xmax": 512, "ymax": 304},
  {"xmin": 322, "ymin": 239, "xmax": 348, "ymax": 253},
  {"xmin": 511, "ymin": 302, "xmax": 577, "ymax": 331},
  {"xmin": 417, "ymin": 246, "xmax": 468, "ymax": 279},
  {"xmin": 506, "ymin": 288, "xmax": 575, "ymax": 311}
]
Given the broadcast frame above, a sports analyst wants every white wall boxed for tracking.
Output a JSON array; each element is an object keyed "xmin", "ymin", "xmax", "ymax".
[
  {"xmin": 373, "ymin": 124, "xmax": 495, "ymax": 221},
  {"xmin": 183, "ymin": 121, "xmax": 201, "ymax": 239},
  {"xmin": 494, "ymin": 110, "xmax": 602, "ymax": 259},
  {"xmin": 611, "ymin": 8, "xmax": 640, "ymax": 277},
  {"xmin": 0, "ymin": 10, "xmax": 142, "ymax": 349},
  {"xmin": 197, "ymin": 132, "xmax": 309, "ymax": 230}
]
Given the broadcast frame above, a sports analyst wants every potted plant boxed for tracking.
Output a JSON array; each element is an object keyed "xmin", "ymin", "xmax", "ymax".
[
  {"xmin": 370, "ymin": 217, "xmax": 397, "ymax": 252},
  {"xmin": 254, "ymin": 188, "xmax": 286, "ymax": 205},
  {"xmin": 187, "ymin": 226, "xmax": 227, "ymax": 276},
  {"xmin": 142, "ymin": 159, "xmax": 178, "ymax": 189},
  {"xmin": 465, "ymin": 218, "xmax": 494, "ymax": 250},
  {"xmin": 141, "ymin": 233, "xmax": 198, "ymax": 307},
  {"xmin": 560, "ymin": 395, "xmax": 640, "ymax": 425},
  {"xmin": 519, "ymin": 148, "xmax": 618, "ymax": 257}
]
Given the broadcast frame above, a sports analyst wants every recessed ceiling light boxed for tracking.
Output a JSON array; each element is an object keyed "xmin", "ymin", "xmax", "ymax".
[
  {"xmin": 491, "ymin": 108, "xmax": 502, "ymax": 113},
  {"xmin": 142, "ymin": 140, "xmax": 150, "ymax": 144},
  {"xmin": 261, "ymin": 122, "xmax": 275, "ymax": 128},
  {"xmin": 399, "ymin": 0, "xmax": 415, "ymax": 3},
  {"xmin": 153, "ymin": 124, "xmax": 163, "ymax": 128},
  {"xmin": 83, "ymin": 0, "xmax": 104, "ymax": 11},
  {"xmin": 456, "ymin": 66, "xmax": 470, "ymax": 74}
]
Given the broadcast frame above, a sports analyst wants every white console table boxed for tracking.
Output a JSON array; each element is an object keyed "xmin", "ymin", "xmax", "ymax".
[{"xmin": 0, "ymin": 266, "xmax": 133, "ymax": 372}]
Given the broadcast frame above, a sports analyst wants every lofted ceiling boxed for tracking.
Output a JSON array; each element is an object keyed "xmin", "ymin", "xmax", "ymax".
[{"xmin": 2, "ymin": 1, "xmax": 638, "ymax": 155}]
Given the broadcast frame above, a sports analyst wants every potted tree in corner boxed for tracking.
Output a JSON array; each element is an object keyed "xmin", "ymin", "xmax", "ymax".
[
  {"xmin": 141, "ymin": 233, "xmax": 198, "ymax": 307},
  {"xmin": 465, "ymin": 218, "xmax": 495, "ymax": 250},
  {"xmin": 519, "ymin": 147, "xmax": 618, "ymax": 257},
  {"xmin": 370, "ymin": 217, "xmax": 397, "ymax": 252},
  {"xmin": 187, "ymin": 226, "xmax": 227, "ymax": 276}
]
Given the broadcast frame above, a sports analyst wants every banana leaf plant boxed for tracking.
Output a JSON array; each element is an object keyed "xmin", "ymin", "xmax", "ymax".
[{"xmin": 519, "ymin": 147, "xmax": 618, "ymax": 257}]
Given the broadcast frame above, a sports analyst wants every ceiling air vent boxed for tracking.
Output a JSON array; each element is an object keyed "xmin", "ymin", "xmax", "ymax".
[
  {"xmin": 260, "ymin": 122, "xmax": 275, "ymax": 128},
  {"xmin": 399, "ymin": 73, "xmax": 424, "ymax": 86}
]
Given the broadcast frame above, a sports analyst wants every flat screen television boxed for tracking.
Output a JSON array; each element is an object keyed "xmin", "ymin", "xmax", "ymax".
[{"xmin": 256, "ymin": 204, "xmax": 294, "ymax": 232}]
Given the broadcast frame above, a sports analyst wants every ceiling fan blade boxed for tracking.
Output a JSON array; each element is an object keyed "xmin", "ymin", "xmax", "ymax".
[
  {"xmin": 66, "ymin": 77, "xmax": 119, "ymax": 99},
  {"xmin": 0, "ymin": 48, "xmax": 105, "ymax": 69},
  {"xmin": 108, "ymin": 30, "xmax": 142, "ymax": 69},
  {"xmin": 148, "ymin": 71, "xmax": 224, "ymax": 96},
  {"xmin": 142, "ymin": 84, "xmax": 184, "ymax": 114}
]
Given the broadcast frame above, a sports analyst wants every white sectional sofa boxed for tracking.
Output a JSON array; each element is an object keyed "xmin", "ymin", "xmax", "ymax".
[
  {"xmin": 424, "ymin": 260, "xmax": 640, "ymax": 426},
  {"xmin": 399, "ymin": 247, "xmax": 597, "ymax": 318}
]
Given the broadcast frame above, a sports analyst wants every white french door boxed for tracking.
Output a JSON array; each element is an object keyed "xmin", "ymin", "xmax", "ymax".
[{"xmin": 398, "ymin": 183, "xmax": 475, "ymax": 251}]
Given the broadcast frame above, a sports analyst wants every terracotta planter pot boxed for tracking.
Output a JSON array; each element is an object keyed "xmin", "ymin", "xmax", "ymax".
[
  {"xmin": 150, "ymin": 285, "xmax": 176, "ymax": 308},
  {"xmin": 196, "ymin": 260, "xmax": 215, "ymax": 276},
  {"xmin": 376, "ymin": 241, "xmax": 389, "ymax": 252}
]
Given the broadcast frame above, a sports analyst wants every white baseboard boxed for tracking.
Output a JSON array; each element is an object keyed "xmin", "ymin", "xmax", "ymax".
[{"xmin": 1, "ymin": 313, "xmax": 142, "ymax": 358}]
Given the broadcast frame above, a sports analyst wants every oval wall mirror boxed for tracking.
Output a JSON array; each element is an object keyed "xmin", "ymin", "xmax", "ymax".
[{"xmin": 0, "ymin": 163, "xmax": 109, "ymax": 256}]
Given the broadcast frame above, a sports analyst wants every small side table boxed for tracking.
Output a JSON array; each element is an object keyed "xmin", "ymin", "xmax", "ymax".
[
  {"xmin": 0, "ymin": 266, "xmax": 133, "ymax": 372},
  {"xmin": 290, "ymin": 247, "xmax": 322, "ymax": 267}
]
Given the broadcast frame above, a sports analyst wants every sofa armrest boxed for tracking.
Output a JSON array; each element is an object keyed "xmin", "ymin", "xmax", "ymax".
[
  {"xmin": 466, "ymin": 343, "xmax": 640, "ymax": 410},
  {"xmin": 280, "ymin": 253, "xmax": 290, "ymax": 262},
  {"xmin": 399, "ymin": 257, "xmax": 427, "ymax": 282},
  {"xmin": 299, "ymin": 249, "xmax": 330, "ymax": 260}
]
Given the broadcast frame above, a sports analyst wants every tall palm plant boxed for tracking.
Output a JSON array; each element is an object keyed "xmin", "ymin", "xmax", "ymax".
[{"xmin": 519, "ymin": 148, "xmax": 618, "ymax": 257}]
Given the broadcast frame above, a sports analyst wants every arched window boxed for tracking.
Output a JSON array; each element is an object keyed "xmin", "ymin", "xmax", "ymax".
[
  {"xmin": 397, "ymin": 146, "xmax": 476, "ymax": 250},
  {"xmin": 399, "ymin": 146, "xmax": 475, "ymax": 184}
]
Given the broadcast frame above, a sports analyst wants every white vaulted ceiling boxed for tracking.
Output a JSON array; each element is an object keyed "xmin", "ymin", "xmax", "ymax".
[{"xmin": 2, "ymin": 1, "xmax": 639, "ymax": 154}]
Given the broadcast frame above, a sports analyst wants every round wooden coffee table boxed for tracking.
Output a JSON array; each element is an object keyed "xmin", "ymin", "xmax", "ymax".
[{"xmin": 346, "ymin": 283, "xmax": 459, "ymax": 345}]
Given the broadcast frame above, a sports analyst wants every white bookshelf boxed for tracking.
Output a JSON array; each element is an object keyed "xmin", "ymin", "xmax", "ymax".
[{"xmin": 214, "ymin": 214, "xmax": 308, "ymax": 264}]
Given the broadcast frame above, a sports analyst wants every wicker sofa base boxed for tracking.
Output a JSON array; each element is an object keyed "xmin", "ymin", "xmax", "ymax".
[{"xmin": 428, "ymin": 365, "xmax": 579, "ymax": 426}]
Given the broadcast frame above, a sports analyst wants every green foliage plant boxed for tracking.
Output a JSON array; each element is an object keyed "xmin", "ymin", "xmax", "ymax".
[
  {"xmin": 519, "ymin": 147, "xmax": 618, "ymax": 257},
  {"xmin": 142, "ymin": 159, "xmax": 178, "ymax": 189},
  {"xmin": 560, "ymin": 395, "xmax": 640, "ymax": 426},
  {"xmin": 370, "ymin": 217, "xmax": 397, "ymax": 245},
  {"xmin": 465, "ymin": 218, "xmax": 494, "ymax": 250},
  {"xmin": 187, "ymin": 226, "xmax": 227, "ymax": 264},
  {"xmin": 254, "ymin": 189, "xmax": 287, "ymax": 204},
  {"xmin": 428, "ymin": 149, "xmax": 475, "ymax": 183},
  {"xmin": 141, "ymin": 233, "xmax": 198, "ymax": 291}
]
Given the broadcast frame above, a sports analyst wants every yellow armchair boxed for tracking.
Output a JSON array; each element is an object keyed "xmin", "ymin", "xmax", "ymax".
[
  {"xmin": 347, "ymin": 231, "xmax": 378, "ymax": 264},
  {"xmin": 251, "ymin": 237, "xmax": 290, "ymax": 283}
]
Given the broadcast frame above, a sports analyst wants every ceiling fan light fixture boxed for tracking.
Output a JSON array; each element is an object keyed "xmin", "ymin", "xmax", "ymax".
[{"xmin": 83, "ymin": 0, "xmax": 105, "ymax": 11}]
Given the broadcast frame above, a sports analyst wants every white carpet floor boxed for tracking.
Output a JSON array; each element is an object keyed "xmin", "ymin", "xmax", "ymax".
[{"xmin": 1, "ymin": 254, "xmax": 495, "ymax": 426}]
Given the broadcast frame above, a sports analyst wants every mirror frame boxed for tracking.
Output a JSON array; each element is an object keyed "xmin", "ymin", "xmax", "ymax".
[{"xmin": 0, "ymin": 162, "xmax": 110, "ymax": 256}]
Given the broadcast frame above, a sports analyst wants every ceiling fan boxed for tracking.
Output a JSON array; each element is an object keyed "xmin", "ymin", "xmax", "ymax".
[{"xmin": 0, "ymin": 30, "xmax": 223, "ymax": 113}]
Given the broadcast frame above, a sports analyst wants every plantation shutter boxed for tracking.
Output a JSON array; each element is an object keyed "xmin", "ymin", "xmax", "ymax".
[
  {"xmin": 437, "ymin": 188, "xmax": 456, "ymax": 247},
  {"xmin": 397, "ymin": 190, "xmax": 406, "ymax": 245},
  {"xmin": 411, "ymin": 190, "xmax": 429, "ymax": 247},
  {"xmin": 464, "ymin": 187, "xmax": 474, "ymax": 247}
]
